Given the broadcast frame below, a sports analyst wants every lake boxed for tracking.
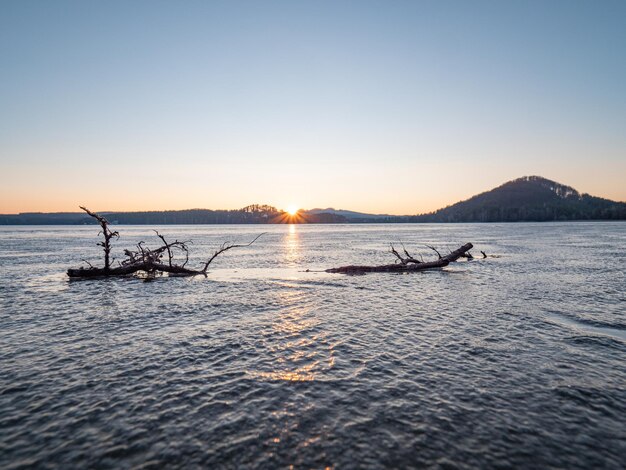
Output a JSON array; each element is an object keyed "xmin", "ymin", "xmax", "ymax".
[{"xmin": 0, "ymin": 223, "xmax": 624, "ymax": 469}]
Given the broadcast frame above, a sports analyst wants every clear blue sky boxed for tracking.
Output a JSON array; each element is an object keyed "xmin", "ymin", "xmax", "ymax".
[{"xmin": 1, "ymin": 0, "xmax": 625, "ymax": 213}]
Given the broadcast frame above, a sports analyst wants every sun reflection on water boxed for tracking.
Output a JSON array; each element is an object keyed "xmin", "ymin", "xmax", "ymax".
[
  {"xmin": 250, "ymin": 285, "xmax": 335, "ymax": 382},
  {"xmin": 245, "ymin": 227, "xmax": 337, "ymax": 382},
  {"xmin": 284, "ymin": 224, "xmax": 300, "ymax": 266}
]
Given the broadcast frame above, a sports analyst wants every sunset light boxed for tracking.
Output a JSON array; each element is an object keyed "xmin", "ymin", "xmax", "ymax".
[
  {"xmin": 1, "ymin": 2, "xmax": 624, "ymax": 469},
  {"xmin": 285, "ymin": 204, "xmax": 299, "ymax": 216}
]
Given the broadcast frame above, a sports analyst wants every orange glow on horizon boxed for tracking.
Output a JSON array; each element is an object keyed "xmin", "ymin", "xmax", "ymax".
[
  {"xmin": 276, "ymin": 211, "xmax": 305, "ymax": 224},
  {"xmin": 285, "ymin": 204, "xmax": 299, "ymax": 216},
  {"xmin": 272, "ymin": 205, "xmax": 306, "ymax": 224}
]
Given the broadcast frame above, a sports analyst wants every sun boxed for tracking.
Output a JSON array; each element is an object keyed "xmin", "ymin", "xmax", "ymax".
[{"xmin": 285, "ymin": 204, "xmax": 299, "ymax": 216}]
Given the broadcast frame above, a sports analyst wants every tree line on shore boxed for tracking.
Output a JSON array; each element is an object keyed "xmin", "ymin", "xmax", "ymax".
[{"xmin": 3, "ymin": 176, "xmax": 625, "ymax": 225}]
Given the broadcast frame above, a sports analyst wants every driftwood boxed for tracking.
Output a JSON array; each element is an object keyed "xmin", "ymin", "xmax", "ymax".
[
  {"xmin": 326, "ymin": 243, "xmax": 474, "ymax": 274},
  {"xmin": 68, "ymin": 207, "xmax": 263, "ymax": 278}
]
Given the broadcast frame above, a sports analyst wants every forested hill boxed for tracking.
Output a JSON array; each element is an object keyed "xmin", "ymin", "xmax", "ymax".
[
  {"xmin": 411, "ymin": 176, "xmax": 626, "ymax": 222},
  {"xmin": 0, "ymin": 205, "xmax": 348, "ymax": 225},
  {"xmin": 2, "ymin": 177, "xmax": 625, "ymax": 224}
]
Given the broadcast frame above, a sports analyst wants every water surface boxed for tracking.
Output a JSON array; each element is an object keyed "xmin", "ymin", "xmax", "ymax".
[{"xmin": 1, "ymin": 223, "xmax": 625, "ymax": 468}]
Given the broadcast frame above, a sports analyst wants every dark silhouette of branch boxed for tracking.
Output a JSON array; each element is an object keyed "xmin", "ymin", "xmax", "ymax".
[
  {"xmin": 80, "ymin": 206, "xmax": 118, "ymax": 269},
  {"xmin": 68, "ymin": 208, "xmax": 264, "ymax": 278},
  {"xmin": 425, "ymin": 244, "xmax": 442, "ymax": 259},
  {"xmin": 201, "ymin": 233, "xmax": 266, "ymax": 273},
  {"xmin": 327, "ymin": 243, "xmax": 474, "ymax": 275},
  {"xmin": 390, "ymin": 243, "xmax": 421, "ymax": 265}
]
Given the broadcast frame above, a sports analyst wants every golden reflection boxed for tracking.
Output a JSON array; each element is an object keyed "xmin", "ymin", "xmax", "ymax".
[
  {"xmin": 271, "ymin": 208, "xmax": 310, "ymax": 224},
  {"xmin": 249, "ymin": 287, "xmax": 336, "ymax": 383},
  {"xmin": 257, "ymin": 369, "xmax": 316, "ymax": 382},
  {"xmin": 284, "ymin": 224, "xmax": 300, "ymax": 266}
]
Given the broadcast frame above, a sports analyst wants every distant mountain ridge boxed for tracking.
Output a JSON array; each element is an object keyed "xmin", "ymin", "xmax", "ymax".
[
  {"xmin": 1, "ymin": 176, "xmax": 624, "ymax": 224},
  {"xmin": 0, "ymin": 206, "xmax": 347, "ymax": 225},
  {"xmin": 306, "ymin": 208, "xmax": 391, "ymax": 219}
]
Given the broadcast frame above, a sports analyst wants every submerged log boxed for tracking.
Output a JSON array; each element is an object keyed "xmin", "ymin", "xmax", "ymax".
[
  {"xmin": 326, "ymin": 242, "xmax": 473, "ymax": 275},
  {"xmin": 68, "ymin": 207, "xmax": 263, "ymax": 278},
  {"xmin": 442, "ymin": 243, "xmax": 474, "ymax": 262},
  {"xmin": 67, "ymin": 262, "xmax": 204, "ymax": 278},
  {"xmin": 326, "ymin": 258, "xmax": 449, "ymax": 274}
]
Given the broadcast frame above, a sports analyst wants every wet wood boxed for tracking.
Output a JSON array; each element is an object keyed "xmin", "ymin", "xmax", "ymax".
[
  {"xmin": 67, "ymin": 207, "xmax": 263, "ymax": 278},
  {"xmin": 442, "ymin": 243, "xmax": 474, "ymax": 262},
  {"xmin": 326, "ymin": 243, "xmax": 473, "ymax": 275}
]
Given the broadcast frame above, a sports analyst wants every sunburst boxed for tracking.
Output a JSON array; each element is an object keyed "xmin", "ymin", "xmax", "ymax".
[{"xmin": 285, "ymin": 204, "xmax": 299, "ymax": 216}]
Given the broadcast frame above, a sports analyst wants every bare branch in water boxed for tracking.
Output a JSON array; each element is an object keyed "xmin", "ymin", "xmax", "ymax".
[
  {"xmin": 201, "ymin": 233, "xmax": 266, "ymax": 273},
  {"xmin": 425, "ymin": 244, "xmax": 442, "ymax": 259},
  {"xmin": 68, "ymin": 207, "xmax": 264, "ymax": 278},
  {"xmin": 327, "ymin": 243, "xmax": 475, "ymax": 275}
]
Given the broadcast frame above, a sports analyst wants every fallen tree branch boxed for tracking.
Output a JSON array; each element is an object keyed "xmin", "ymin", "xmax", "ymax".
[
  {"xmin": 201, "ymin": 233, "xmax": 265, "ymax": 272},
  {"xmin": 79, "ymin": 206, "xmax": 118, "ymax": 270},
  {"xmin": 425, "ymin": 244, "xmax": 442, "ymax": 259},
  {"xmin": 326, "ymin": 243, "xmax": 474, "ymax": 274},
  {"xmin": 442, "ymin": 243, "xmax": 475, "ymax": 262},
  {"xmin": 67, "ymin": 207, "xmax": 263, "ymax": 278}
]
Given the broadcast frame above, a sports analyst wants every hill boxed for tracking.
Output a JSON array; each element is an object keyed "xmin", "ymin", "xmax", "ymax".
[
  {"xmin": 306, "ymin": 208, "xmax": 391, "ymax": 220},
  {"xmin": 0, "ymin": 205, "xmax": 347, "ymax": 225},
  {"xmin": 412, "ymin": 176, "xmax": 626, "ymax": 222},
  {"xmin": 1, "ymin": 176, "xmax": 625, "ymax": 224}
]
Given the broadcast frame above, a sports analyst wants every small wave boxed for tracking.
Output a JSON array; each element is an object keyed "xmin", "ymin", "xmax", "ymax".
[
  {"xmin": 552, "ymin": 385, "xmax": 626, "ymax": 414},
  {"xmin": 545, "ymin": 311, "xmax": 626, "ymax": 342},
  {"xmin": 565, "ymin": 335, "xmax": 626, "ymax": 351}
]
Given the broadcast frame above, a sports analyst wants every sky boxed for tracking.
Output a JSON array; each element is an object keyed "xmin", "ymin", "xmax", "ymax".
[{"xmin": 1, "ymin": 0, "xmax": 625, "ymax": 215}]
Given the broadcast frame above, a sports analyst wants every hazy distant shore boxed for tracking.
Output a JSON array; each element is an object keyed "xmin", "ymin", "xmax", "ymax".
[{"xmin": 3, "ymin": 176, "xmax": 625, "ymax": 224}]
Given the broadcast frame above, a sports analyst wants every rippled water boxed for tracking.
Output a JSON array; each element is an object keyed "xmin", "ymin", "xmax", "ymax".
[{"xmin": 1, "ymin": 223, "xmax": 625, "ymax": 469}]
